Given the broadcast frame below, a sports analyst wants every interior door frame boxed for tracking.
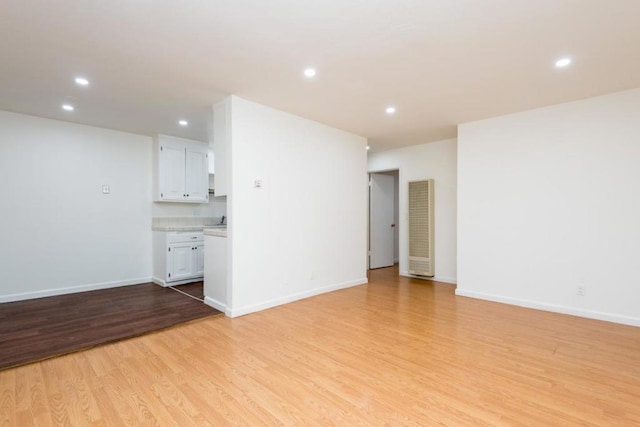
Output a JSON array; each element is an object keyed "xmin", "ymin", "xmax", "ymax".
[{"xmin": 368, "ymin": 168, "xmax": 400, "ymax": 270}]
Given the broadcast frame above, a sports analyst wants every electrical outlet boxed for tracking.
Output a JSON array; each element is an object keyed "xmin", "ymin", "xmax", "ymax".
[{"xmin": 577, "ymin": 285, "xmax": 586, "ymax": 297}]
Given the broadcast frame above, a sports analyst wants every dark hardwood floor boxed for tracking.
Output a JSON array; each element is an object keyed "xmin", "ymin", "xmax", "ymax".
[{"xmin": 0, "ymin": 281, "xmax": 220, "ymax": 370}]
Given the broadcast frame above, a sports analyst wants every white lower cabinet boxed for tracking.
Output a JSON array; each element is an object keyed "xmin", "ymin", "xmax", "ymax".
[
  {"xmin": 194, "ymin": 242, "xmax": 205, "ymax": 276},
  {"xmin": 153, "ymin": 231, "xmax": 204, "ymax": 286}
]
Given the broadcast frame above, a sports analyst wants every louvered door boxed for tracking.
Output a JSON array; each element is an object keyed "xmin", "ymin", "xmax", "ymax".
[{"xmin": 408, "ymin": 179, "xmax": 434, "ymax": 276}]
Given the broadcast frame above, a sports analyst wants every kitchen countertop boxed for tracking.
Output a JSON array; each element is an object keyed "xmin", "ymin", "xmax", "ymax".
[
  {"xmin": 151, "ymin": 216, "xmax": 226, "ymax": 232},
  {"xmin": 204, "ymin": 227, "xmax": 227, "ymax": 237},
  {"xmin": 152, "ymin": 225, "xmax": 227, "ymax": 232},
  {"xmin": 152, "ymin": 225, "xmax": 211, "ymax": 232}
]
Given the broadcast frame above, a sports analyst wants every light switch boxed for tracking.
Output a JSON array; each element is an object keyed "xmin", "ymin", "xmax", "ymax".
[
  {"xmin": 102, "ymin": 185, "xmax": 110, "ymax": 194},
  {"xmin": 254, "ymin": 179, "xmax": 262, "ymax": 189}
]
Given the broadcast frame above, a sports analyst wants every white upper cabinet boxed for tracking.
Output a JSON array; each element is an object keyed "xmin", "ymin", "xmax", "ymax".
[
  {"xmin": 207, "ymin": 147, "xmax": 215, "ymax": 174},
  {"xmin": 213, "ymin": 98, "xmax": 230, "ymax": 197},
  {"xmin": 154, "ymin": 135, "xmax": 209, "ymax": 203},
  {"xmin": 158, "ymin": 143, "xmax": 186, "ymax": 200},
  {"xmin": 185, "ymin": 146, "xmax": 208, "ymax": 201}
]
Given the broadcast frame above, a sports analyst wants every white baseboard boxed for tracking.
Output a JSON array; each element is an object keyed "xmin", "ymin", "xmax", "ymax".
[
  {"xmin": 400, "ymin": 271, "xmax": 457, "ymax": 285},
  {"xmin": 152, "ymin": 277, "xmax": 167, "ymax": 287},
  {"xmin": 0, "ymin": 277, "xmax": 152, "ymax": 303},
  {"xmin": 204, "ymin": 296, "xmax": 227, "ymax": 314},
  {"xmin": 227, "ymin": 277, "xmax": 369, "ymax": 318},
  {"xmin": 455, "ymin": 289, "xmax": 640, "ymax": 327},
  {"xmin": 152, "ymin": 276, "xmax": 203, "ymax": 287}
]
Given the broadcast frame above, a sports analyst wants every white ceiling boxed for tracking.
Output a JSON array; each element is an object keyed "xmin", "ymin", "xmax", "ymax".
[{"xmin": 2, "ymin": 1, "xmax": 640, "ymax": 152}]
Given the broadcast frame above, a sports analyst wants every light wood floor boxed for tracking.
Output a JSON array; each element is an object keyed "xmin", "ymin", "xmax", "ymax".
[{"xmin": 2, "ymin": 266, "xmax": 639, "ymax": 426}]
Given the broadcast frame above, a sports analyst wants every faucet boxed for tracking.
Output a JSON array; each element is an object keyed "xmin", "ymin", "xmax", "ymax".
[{"xmin": 220, "ymin": 215, "xmax": 226, "ymax": 225}]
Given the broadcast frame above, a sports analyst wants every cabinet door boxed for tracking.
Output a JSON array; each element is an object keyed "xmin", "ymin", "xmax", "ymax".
[
  {"xmin": 193, "ymin": 242, "xmax": 205, "ymax": 276},
  {"xmin": 167, "ymin": 243, "xmax": 194, "ymax": 282},
  {"xmin": 213, "ymin": 100, "xmax": 228, "ymax": 196},
  {"xmin": 159, "ymin": 145, "xmax": 186, "ymax": 201},
  {"xmin": 185, "ymin": 147, "xmax": 208, "ymax": 202},
  {"xmin": 207, "ymin": 148, "xmax": 215, "ymax": 174}
]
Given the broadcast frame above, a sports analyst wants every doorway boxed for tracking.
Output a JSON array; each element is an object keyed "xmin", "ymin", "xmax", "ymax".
[{"xmin": 369, "ymin": 170, "xmax": 399, "ymax": 269}]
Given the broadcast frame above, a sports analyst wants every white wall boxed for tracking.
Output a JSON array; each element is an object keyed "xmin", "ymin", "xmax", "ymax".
[
  {"xmin": 457, "ymin": 88, "xmax": 640, "ymax": 326},
  {"xmin": 209, "ymin": 196, "xmax": 227, "ymax": 219},
  {"xmin": 368, "ymin": 139, "xmax": 458, "ymax": 283},
  {"xmin": 152, "ymin": 201, "xmax": 214, "ymax": 218},
  {"xmin": 0, "ymin": 111, "xmax": 153, "ymax": 301},
  {"xmin": 227, "ymin": 96, "xmax": 368, "ymax": 316}
]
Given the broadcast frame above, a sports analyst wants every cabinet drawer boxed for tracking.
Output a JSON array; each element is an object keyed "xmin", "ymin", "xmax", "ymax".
[{"xmin": 167, "ymin": 232, "xmax": 203, "ymax": 244}]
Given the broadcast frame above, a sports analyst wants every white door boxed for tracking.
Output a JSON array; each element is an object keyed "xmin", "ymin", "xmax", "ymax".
[{"xmin": 370, "ymin": 173, "xmax": 395, "ymax": 269}]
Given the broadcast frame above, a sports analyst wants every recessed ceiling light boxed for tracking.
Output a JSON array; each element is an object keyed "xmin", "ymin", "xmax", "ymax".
[
  {"xmin": 366, "ymin": 145, "xmax": 370, "ymax": 150},
  {"xmin": 75, "ymin": 77, "xmax": 89, "ymax": 86},
  {"xmin": 385, "ymin": 106, "xmax": 396, "ymax": 115},
  {"xmin": 62, "ymin": 104, "xmax": 74, "ymax": 111},
  {"xmin": 303, "ymin": 68, "xmax": 317, "ymax": 78},
  {"xmin": 178, "ymin": 120, "xmax": 188, "ymax": 126},
  {"xmin": 555, "ymin": 57, "xmax": 572, "ymax": 68}
]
